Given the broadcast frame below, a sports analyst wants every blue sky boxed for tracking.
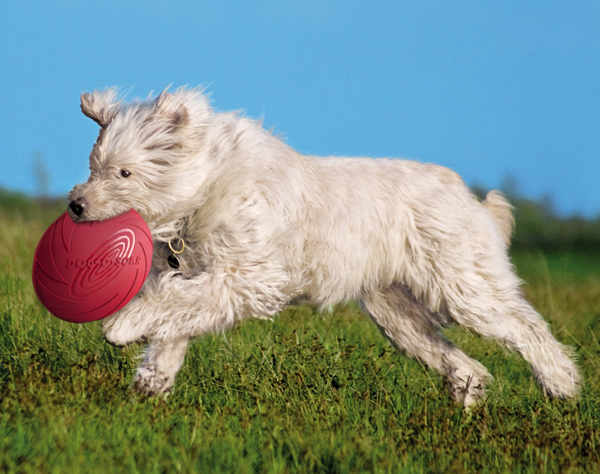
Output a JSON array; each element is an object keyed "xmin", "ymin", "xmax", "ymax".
[{"xmin": 1, "ymin": 1, "xmax": 599, "ymax": 216}]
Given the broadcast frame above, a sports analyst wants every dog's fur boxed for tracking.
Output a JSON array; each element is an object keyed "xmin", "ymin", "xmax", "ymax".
[{"xmin": 68, "ymin": 87, "xmax": 581, "ymax": 406}]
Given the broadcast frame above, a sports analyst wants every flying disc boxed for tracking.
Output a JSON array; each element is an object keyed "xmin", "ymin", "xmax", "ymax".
[{"xmin": 32, "ymin": 209, "xmax": 153, "ymax": 323}]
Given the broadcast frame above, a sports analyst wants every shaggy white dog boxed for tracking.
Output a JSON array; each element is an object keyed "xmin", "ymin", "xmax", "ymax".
[{"xmin": 68, "ymin": 87, "xmax": 580, "ymax": 406}]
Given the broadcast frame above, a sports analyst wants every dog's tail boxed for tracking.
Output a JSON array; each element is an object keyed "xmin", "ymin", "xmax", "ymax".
[{"xmin": 482, "ymin": 190, "xmax": 514, "ymax": 246}]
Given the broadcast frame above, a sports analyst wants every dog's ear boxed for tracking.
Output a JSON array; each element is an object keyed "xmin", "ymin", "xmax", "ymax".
[
  {"xmin": 153, "ymin": 90, "xmax": 189, "ymax": 130},
  {"xmin": 80, "ymin": 88, "xmax": 121, "ymax": 128}
]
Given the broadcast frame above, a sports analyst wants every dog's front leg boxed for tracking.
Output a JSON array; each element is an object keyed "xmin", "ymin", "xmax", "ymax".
[
  {"xmin": 102, "ymin": 272, "xmax": 163, "ymax": 347},
  {"xmin": 106, "ymin": 260, "xmax": 287, "ymax": 395},
  {"xmin": 139, "ymin": 265, "xmax": 287, "ymax": 395},
  {"xmin": 133, "ymin": 338, "xmax": 189, "ymax": 396},
  {"xmin": 100, "ymin": 272, "xmax": 194, "ymax": 396}
]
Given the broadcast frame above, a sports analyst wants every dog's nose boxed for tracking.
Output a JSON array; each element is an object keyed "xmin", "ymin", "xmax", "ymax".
[{"xmin": 69, "ymin": 198, "xmax": 87, "ymax": 217}]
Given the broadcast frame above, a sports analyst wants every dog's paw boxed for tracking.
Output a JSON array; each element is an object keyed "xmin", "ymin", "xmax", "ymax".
[
  {"xmin": 133, "ymin": 364, "xmax": 174, "ymax": 396},
  {"xmin": 447, "ymin": 375, "xmax": 488, "ymax": 409},
  {"xmin": 103, "ymin": 331, "xmax": 147, "ymax": 347},
  {"xmin": 102, "ymin": 313, "xmax": 149, "ymax": 347}
]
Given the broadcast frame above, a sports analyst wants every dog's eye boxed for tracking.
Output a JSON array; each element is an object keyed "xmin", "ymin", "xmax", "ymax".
[{"xmin": 120, "ymin": 169, "xmax": 131, "ymax": 178}]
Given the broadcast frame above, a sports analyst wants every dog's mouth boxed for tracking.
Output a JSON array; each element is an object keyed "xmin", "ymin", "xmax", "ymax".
[
  {"xmin": 67, "ymin": 207, "xmax": 123, "ymax": 223},
  {"xmin": 66, "ymin": 197, "xmax": 123, "ymax": 222},
  {"xmin": 67, "ymin": 201, "xmax": 148, "ymax": 226}
]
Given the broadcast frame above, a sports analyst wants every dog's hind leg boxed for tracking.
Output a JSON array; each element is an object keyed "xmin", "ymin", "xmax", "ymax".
[
  {"xmin": 436, "ymin": 254, "xmax": 581, "ymax": 400},
  {"xmin": 445, "ymin": 284, "xmax": 581, "ymax": 400},
  {"xmin": 361, "ymin": 284, "xmax": 492, "ymax": 407},
  {"xmin": 133, "ymin": 338, "xmax": 190, "ymax": 396}
]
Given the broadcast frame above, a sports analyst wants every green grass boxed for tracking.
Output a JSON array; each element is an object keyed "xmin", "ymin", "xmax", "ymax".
[{"xmin": 1, "ymin": 205, "xmax": 599, "ymax": 473}]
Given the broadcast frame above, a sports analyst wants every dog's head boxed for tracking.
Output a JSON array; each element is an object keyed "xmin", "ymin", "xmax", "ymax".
[{"xmin": 68, "ymin": 87, "xmax": 213, "ymax": 225}]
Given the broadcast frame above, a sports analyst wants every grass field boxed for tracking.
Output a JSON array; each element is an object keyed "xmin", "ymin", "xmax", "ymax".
[{"xmin": 1, "ymin": 204, "xmax": 599, "ymax": 473}]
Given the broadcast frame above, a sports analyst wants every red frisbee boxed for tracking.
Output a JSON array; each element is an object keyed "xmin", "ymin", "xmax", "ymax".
[{"xmin": 32, "ymin": 209, "xmax": 153, "ymax": 323}]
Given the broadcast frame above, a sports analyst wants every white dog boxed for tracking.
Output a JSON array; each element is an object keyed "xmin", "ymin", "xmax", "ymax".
[{"xmin": 68, "ymin": 87, "xmax": 580, "ymax": 406}]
